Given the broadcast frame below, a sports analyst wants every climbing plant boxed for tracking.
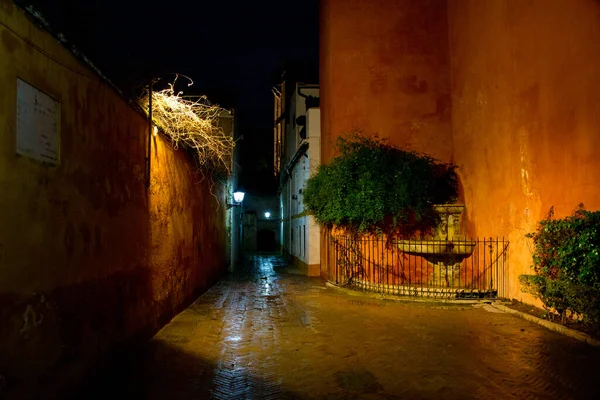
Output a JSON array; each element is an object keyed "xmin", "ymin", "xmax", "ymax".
[{"xmin": 303, "ymin": 132, "xmax": 458, "ymax": 237}]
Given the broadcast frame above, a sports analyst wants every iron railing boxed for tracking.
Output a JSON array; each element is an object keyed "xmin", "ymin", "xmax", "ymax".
[{"xmin": 326, "ymin": 234, "xmax": 509, "ymax": 299}]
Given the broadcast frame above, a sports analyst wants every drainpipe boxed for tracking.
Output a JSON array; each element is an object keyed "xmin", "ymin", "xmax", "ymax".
[
  {"xmin": 146, "ymin": 81, "xmax": 153, "ymax": 188},
  {"xmin": 288, "ymin": 173, "xmax": 292, "ymax": 256}
]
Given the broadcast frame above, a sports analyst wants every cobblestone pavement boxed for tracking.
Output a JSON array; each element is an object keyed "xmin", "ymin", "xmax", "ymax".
[{"xmin": 89, "ymin": 255, "xmax": 600, "ymax": 399}]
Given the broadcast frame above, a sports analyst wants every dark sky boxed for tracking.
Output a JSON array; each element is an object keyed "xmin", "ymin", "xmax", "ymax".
[{"xmin": 17, "ymin": 0, "xmax": 319, "ymax": 193}]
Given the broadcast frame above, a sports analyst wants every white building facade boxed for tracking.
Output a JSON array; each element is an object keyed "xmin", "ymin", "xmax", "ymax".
[{"xmin": 274, "ymin": 82, "xmax": 321, "ymax": 276}]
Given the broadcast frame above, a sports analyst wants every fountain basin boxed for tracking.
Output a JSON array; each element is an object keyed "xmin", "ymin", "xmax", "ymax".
[
  {"xmin": 433, "ymin": 204, "xmax": 466, "ymax": 215},
  {"xmin": 396, "ymin": 239, "xmax": 476, "ymax": 257},
  {"xmin": 396, "ymin": 239, "xmax": 476, "ymax": 287}
]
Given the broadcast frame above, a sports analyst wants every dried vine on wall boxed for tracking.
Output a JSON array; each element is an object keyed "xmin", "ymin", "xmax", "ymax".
[{"xmin": 139, "ymin": 76, "xmax": 235, "ymax": 176}]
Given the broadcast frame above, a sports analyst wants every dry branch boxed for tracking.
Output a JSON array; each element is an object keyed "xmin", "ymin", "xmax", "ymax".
[{"xmin": 140, "ymin": 78, "xmax": 235, "ymax": 175}]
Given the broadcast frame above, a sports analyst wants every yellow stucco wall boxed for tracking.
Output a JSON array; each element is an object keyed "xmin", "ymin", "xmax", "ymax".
[
  {"xmin": 448, "ymin": 0, "xmax": 600, "ymax": 301},
  {"xmin": 0, "ymin": 0, "xmax": 226, "ymax": 390},
  {"xmin": 320, "ymin": 0, "xmax": 453, "ymax": 165}
]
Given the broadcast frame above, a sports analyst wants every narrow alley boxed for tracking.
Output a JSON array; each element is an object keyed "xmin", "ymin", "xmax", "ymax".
[
  {"xmin": 81, "ymin": 255, "xmax": 600, "ymax": 400},
  {"xmin": 5, "ymin": 2, "xmax": 600, "ymax": 400}
]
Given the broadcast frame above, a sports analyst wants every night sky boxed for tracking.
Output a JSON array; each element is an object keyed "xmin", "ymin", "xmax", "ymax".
[{"xmin": 16, "ymin": 0, "xmax": 319, "ymax": 194}]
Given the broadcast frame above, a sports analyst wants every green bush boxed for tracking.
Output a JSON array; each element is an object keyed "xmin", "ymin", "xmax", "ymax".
[
  {"xmin": 520, "ymin": 206, "xmax": 600, "ymax": 331},
  {"xmin": 303, "ymin": 133, "xmax": 458, "ymax": 236}
]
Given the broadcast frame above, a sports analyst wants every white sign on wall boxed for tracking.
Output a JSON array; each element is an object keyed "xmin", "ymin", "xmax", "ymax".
[{"xmin": 16, "ymin": 78, "xmax": 60, "ymax": 164}]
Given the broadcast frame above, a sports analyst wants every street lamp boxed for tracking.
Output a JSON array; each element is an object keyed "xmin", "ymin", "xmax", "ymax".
[
  {"xmin": 227, "ymin": 191, "xmax": 245, "ymax": 209},
  {"xmin": 233, "ymin": 191, "xmax": 245, "ymax": 203},
  {"xmin": 264, "ymin": 211, "xmax": 271, "ymax": 219}
]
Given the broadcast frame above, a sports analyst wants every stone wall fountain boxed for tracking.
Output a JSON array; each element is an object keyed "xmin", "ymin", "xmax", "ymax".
[{"xmin": 396, "ymin": 204, "xmax": 475, "ymax": 287}]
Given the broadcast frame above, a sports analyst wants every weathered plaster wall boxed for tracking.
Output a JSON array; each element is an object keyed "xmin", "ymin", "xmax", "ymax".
[
  {"xmin": 0, "ymin": 1, "xmax": 226, "ymax": 393},
  {"xmin": 447, "ymin": 0, "xmax": 600, "ymax": 300},
  {"xmin": 320, "ymin": 0, "xmax": 600, "ymax": 303},
  {"xmin": 320, "ymin": 0, "xmax": 453, "ymax": 164}
]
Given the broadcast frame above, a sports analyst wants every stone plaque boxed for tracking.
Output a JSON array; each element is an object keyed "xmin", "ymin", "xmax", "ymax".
[{"xmin": 16, "ymin": 78, "xmax": 60, "ymax": 164}]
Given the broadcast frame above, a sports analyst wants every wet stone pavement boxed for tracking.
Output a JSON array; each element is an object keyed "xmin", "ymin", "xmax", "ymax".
[{"xmin": 87, "ymin": 255, "xmax": 600, "ymax": 399}]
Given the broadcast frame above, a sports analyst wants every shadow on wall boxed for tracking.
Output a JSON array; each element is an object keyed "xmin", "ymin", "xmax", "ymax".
[
  {"xmin": 0, "ymin": 270, "xmax": 156, "ymax": 398},
  {"xmin": 0, "ymin": 223, "xmax": 224, "ymax": 398},
  {"xmin": 0, "ymin": 139, "xmax": 226, "ymax": 397}
]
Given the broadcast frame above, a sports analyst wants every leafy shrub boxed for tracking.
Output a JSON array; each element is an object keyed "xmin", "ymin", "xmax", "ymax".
[
  {"xmin": 303, "ymin": 133, "xmax": 458, "ymax": 236},
  {"xmin": 520, "ymin": 206, "xmax": 600, "ymax": 331},
  {"xmin": 519, "ymin": 274, "xmax": 571, "ymax": 321}
]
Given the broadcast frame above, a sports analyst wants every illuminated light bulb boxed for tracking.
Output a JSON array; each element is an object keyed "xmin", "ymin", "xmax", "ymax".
[{"xmin": 233, "ymin": 191, "xmax": 245, "ymax": 203}]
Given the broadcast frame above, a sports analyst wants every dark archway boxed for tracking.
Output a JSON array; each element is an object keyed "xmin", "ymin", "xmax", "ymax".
[{"xmin": 257, "ymin": 229, "xmax": 276, "ymax": 251}]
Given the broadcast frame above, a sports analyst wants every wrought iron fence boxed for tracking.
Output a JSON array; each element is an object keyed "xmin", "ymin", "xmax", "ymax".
[{"xmin": 326, "ymin": 234, "xmax": 509, "ymax": 299}]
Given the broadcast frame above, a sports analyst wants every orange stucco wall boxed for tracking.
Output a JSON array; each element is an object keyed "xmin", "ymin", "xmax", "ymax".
[
  {"xmin": 321, "ymin": 0, "xmax": 600, "ymax": 303},
  {"xmin": 448, "ymin": 0, "xmax": 600, "ymax": 300},
  {"xmin": 320, "ymin": 0, "xmax": 453, "ymax": 164},
  {"xmin": 0, "ymin": 1, "xmax": 226, "ymax": 392}
]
